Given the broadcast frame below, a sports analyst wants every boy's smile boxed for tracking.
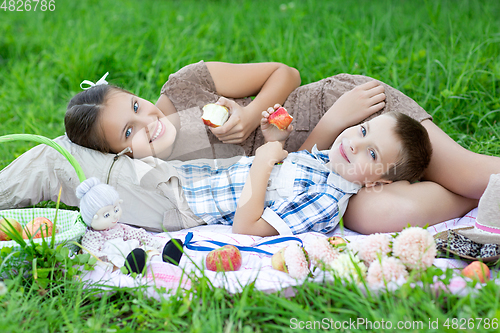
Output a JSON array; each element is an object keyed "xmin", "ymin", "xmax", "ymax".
[
  {"xmin": 100, "ymin": 91, "xmax": 177, "ymax": 159},
  {"xmin": 327, "ymin": 114, "xmax": 402, "ymax": 187}
]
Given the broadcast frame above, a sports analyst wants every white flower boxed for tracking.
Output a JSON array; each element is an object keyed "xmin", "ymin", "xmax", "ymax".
[
  {"xmin": 329, "ymin": 252, "xmax": 367, "ymax": 283},
  {"xmin": 0, "ymin": 281, "xmax": 7, "ymax": 296}
]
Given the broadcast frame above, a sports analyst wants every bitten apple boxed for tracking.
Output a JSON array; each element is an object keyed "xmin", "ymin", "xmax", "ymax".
[
  {"xmin": 206, "ymin": 245, "xmax": 242, "ymax": 271},
  {"xmin": 0, "ymin": 217, "xmax": 22, "ymax": 241},
  {"xmin": 268, "ymin": 107, "xmax": 293, "ymax": 130},
  {"xmin": 23, "ymin": 217, "xmax": 54, "ymax": 239},
  {"xmin": 201, "ymin": 104, "xmax": 229, "ymax": 128},
  {"xmin": 462, "ymin": 261, "xmax": 490, "ymax": 283}
]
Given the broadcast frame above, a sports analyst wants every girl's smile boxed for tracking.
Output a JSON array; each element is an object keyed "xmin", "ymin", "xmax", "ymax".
[{"xmin": 100, "ymin": 91, "xmax": 177, "ymax": 159}]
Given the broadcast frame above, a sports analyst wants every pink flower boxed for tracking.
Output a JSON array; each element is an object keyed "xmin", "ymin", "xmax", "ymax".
[
  {"xmin": 283, "ymin": 244, "xmax": 310, "ymax": 280},
  {"xmin": 366, "ymin": 256, "xmax": 408, "ymax": 287},
  {"xmin": 392, "ymin": 227, "xmax": 437, "ymax": 270},
  {"xmin": 307, "ymin": 237, "xmax": 340, "ymax": 266},
  {"xmin": 357, "ymin": 233, "xmax": 392, "ymax": 264},
  {"xmin": 272, "ymin": 244, "xmax": 310, "ymax": 280}
]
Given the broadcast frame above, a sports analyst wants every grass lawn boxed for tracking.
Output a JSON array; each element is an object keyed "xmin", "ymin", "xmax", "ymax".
[{"xmin": 1, "ymin": 0, "xmax": 500, "ymax": 332}]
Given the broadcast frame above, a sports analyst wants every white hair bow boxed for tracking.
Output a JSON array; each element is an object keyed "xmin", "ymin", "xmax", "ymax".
[{"xmin": 80, "ymin": 72, "xmax": 109, "ymax": 90}]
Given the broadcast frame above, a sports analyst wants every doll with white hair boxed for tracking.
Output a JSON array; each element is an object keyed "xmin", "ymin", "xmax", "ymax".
[{"xmin": 78, "ymin": 177, "xmax": 183, "ymax": 273}]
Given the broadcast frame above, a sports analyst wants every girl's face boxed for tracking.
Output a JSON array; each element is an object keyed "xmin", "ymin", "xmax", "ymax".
[
  {"xmin": 327, "ymin": 114, "xmax": 401, "ymax": 187},
  {"xmin": 99, "ymin": 91, "xmax": 177, "ymax": 159}
]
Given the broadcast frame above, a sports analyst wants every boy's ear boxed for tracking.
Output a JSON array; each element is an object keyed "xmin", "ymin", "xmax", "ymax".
[{"xmin": 364, "ymin": 179, "xmax": 393, "ymax": 188}]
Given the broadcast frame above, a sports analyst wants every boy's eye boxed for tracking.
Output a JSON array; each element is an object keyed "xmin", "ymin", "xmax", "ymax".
[
  {"xmin": 361, "ymin": 125, "xmax": 367, "ymax": 136},
  {"xmin": 133, "ymin": 101, "xmax": 139, "ymax": 113},
  {"xmin": 114, "ymin": 207, "xmax": 120, "ymax": 213},
  {"xmin": 125, "ymin": 128, "xmax": 132, "ymax": 138},
  {"xmin": 104, "ymin": 213, "xmax": 110, "ymax": 218},
  {"xmin": 369, "ymin": 149, "xmax": 376, "ymax": 160}
]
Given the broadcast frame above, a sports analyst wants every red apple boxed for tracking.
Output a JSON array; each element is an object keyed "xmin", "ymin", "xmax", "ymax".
[
  {"xmin": 23, "ymin": 217, "xmax": 54, "ymax": 239},
  {"xmin": 268, "ymin": 107, "xmax": 293, "ymax": 130},
  {"xmin": 462, "ymin": 261, "xmax": 490, "ymax": 283},
  {"xmin": 206, "ymin": 245, "xmax": 242, "ymax": 271},
  {"xmin": 201, "ymin": 104, "xmax": 229, "ymax": 128},
  {"xmin": 0, "ymin": 217, "xmax": 22, "ymax": 241}
]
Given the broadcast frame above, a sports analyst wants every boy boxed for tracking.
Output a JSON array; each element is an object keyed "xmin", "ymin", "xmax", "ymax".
[{"xmin": 173, "ymin": 82, "xmax": 432, "ymax": 236}]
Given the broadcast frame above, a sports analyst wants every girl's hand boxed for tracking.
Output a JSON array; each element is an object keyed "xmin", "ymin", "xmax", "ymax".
[
  {"xmin": 328, "ymin": 80, "xmax": 386, "ymax": 129},
  {"xmin": 260, "ymin": 104, "xmax": 293, "ymax": 143},
  {"xmin": 210, "ymin": 97, "xmax": 260, "ymax": 144},
  {"xmin": 255, "ymin": 141, "xmax": 288, "ymax": 167}
]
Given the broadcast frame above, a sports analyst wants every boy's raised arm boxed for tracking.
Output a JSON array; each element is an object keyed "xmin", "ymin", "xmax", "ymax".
[
  {"xmin": 299, "ymin": 81, "xmax": 386, "ymax": 152},
  {"xmin": 232, "ymin": 141, "xmax": 287, "ymax": 237}
]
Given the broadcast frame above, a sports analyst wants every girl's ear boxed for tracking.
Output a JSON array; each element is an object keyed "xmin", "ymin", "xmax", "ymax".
[
  {"xmin": 364, "ymin": 179, "xmax": 392, "ymax": 188},
  {"xmin": 119, "ymin": 199, "xmax": 124, "ymax": 204}
]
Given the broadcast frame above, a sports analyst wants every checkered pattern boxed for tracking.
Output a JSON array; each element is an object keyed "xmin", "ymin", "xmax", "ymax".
[
  {"xmin": 0, "ymin": 208, "xmax": 86, "ymax": 253},
  {"xmin": 174, "ymin": 149, "xmax": 357, "ymax": 234}
]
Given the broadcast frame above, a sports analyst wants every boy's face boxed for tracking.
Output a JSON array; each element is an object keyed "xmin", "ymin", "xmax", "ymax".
[
  {"xmin": 327, "ymin": 114, "xmax": 401, "ymax": 187},
  {"xmin": 100, "ymin": 91, "xmax": 177, "ymax": 159}
]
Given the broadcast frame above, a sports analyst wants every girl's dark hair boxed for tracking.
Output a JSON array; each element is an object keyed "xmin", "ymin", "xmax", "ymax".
[{"xmin": 65, "ymin": 85, "xmax": 129, "ymax": 153}]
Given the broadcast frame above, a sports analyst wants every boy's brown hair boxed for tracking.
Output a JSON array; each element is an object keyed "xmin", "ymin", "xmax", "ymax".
[{"xmin": 381, "ymin": 111, "xmax": 432, "ymax": 183}]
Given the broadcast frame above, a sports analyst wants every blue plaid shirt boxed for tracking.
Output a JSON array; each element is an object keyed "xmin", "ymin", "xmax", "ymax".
[{"xmin": 173, "ymin": 146, "xmax": 361, "ymax": 235}]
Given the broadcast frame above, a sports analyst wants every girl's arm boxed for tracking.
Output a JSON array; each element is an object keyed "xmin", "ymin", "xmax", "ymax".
[
  {"xmin": 299, "ymin": 80, "xmax": 386, "ymax": 151},
  {"xmin": 206, "ymin": 62, "xmax": 301, "ymax": 144},
  {"xmin": 232, "ymin": 141, "xmax": 288, "ymax": 236}
]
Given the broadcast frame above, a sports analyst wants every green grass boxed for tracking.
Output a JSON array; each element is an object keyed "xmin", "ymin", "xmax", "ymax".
[{"xmin": 1, "ymin": 0, "xmax": 500, "ymax": 331}]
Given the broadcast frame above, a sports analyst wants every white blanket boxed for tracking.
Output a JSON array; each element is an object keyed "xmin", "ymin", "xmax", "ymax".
[{"xmin": 81, "ymin": 208, "xmax": 490, "ymax": 298}]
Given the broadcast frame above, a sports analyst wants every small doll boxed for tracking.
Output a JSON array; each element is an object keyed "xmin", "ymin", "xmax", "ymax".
[{"xmin": 77, "ymin": 177, "xmax": 183, "ymax": 273}]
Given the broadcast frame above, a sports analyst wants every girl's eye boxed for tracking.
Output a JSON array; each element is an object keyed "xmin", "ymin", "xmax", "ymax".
[
  {"xmin": 104, "ymin": 213, "xmax": 110, "ymax": 218},
  {"xmin": 369, "ymin": 149, "xmax": 376, "ymax": 160},
  {"xmin": 125, "ymin": 128, "xmax": 132, "ymax": 138},
  {"xmin": 361, "ymin": 125, "xmax": 367, "ymax": 137},
  {"xmin": 133, "ymin": 101, "xmax": 139, "ymax": 113},
  {"xmin": 114, "ymin": 207, "xmax": 119, "ymax": 213}
]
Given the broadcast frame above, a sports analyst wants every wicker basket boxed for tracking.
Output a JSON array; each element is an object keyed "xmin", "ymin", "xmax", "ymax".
[
  {"xmin": 0, "ymin": 134, "xmax": 88, "ymax": 254},
  {"xmin": 0, "ymin": 208, "xmax": 86, "ymax": 253}
]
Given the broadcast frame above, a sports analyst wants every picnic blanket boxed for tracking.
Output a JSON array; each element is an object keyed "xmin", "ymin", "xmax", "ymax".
[{"xmin": 80, "ymin": 208, "xmax": 497, "ymax": 298}]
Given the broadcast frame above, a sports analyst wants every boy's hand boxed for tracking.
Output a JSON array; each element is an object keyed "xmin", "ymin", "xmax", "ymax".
[
  {"xmin": 330, "ymin": 81, "xmax": 386, "ymax": 129},
  {"xmin": 260, "ymin": 104, "xmax": 293, "ymax": 143},
  {"xmin": 255, "ymin": 141, "xmax": 288, "ymax": 166}
]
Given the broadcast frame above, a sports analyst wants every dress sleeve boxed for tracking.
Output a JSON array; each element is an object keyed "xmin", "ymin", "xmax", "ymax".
[{"xmin": 160, "ymin": 61, "xmax": 219, "ymax": 111}]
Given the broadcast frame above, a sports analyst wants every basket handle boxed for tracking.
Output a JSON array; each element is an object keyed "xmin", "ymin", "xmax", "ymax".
[{"xmin": 0, "ymin": 134, "xmax": 86, "ymax": 183}]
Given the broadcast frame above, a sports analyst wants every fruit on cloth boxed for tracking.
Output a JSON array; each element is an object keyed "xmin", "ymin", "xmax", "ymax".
[
  {"xmin": 327, "ymin": 236, "xmax": 347, "ymax": 246},
  {"xmin": 271, "ymin": 247, "xmax": 288, "ymax": 272},
  {"xmin": 201, "ymin": 104, "xmax": 229, "ymax": 128},
  {"xmin": 462, "ymin": 261, "xmax": 490, "ymax": 283},
  {"xmin": 206, "ymin": 245, "xmax": 242, "ymax": 271},
  {"xmin": 22, "ymin": 217, "xmax": 54, "ymax": 239},
  {"xmin": 0, "ymin": 218, "xmax": 22, "ymax": 241},
  {"xmin": 268, "ymin": 107, "xmax": 293, "ymax": 130}
]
